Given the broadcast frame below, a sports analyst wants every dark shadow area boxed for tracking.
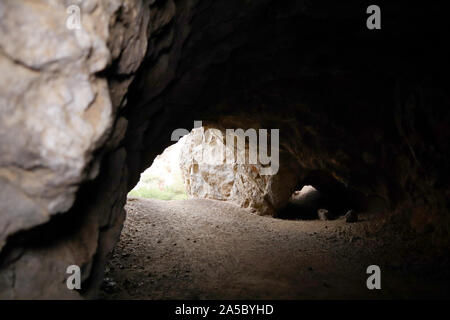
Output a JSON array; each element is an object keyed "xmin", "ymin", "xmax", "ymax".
[
  {"xmin": 278, "ymin": 186, "xmax": 324, "ymax": 220},
  {"xmin": 278, "ymin": 170, "xmax": 369, "ymax": 220}
]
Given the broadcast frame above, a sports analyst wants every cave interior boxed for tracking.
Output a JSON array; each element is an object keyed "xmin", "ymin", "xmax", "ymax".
[{"xmin": 0, "ymin": 0, "xmax": 449, "ymax": 299}]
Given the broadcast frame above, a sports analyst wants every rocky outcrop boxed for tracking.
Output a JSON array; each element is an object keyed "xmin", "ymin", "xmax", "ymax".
[
  {"xmin": 0, "ymin": 0, "xmax": 149, "ymax": 299},
  {"xmin": 179, "ymin": 128, "xmax": 299, "ymax": 216}
]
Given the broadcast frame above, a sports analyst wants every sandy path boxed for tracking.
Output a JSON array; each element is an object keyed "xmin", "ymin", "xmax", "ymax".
[{"xmin": 99, "ymin": 197, "xmax": 449, "ymax": 299}]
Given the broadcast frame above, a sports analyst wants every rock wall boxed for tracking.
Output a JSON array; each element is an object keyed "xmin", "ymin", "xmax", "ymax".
[{"xmin": 179, "ymin": 128, "xmax": 299, "ymax": 216}]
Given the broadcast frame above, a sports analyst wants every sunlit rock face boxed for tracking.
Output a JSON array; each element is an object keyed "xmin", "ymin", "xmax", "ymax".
[{"xmin": 179, "ymin": 128, "xmax": 299, "ymax": 216}]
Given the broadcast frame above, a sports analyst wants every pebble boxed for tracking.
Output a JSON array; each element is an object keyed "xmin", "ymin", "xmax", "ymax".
[{"xmin": 101, "ymin": 278, "xmax": 117, "ymax": 293}]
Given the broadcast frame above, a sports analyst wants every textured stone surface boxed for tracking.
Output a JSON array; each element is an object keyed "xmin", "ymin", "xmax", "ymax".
[
  {"xmin": 0, "ymin": 0, "xmax": 148, "ymax": 299},
  {"xmin": 179, "ymin": 128, "xmax": 299, "ymax": 215}
]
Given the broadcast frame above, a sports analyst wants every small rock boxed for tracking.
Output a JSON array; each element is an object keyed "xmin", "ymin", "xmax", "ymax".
[
  {"xmin": 101, "ymin": 278, "xmax": 117, "ymax": 293},
  {"xmin": 345, "ymin": 210, "xmax": 358, "ymax": 223},
  {"xmin": 318, "ymin": 209, "xmax": 331, "ymax": 221}
]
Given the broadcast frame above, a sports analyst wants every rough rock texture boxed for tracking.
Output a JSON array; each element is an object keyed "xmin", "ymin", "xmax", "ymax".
[
  {"xmin": 0, "ymin": 0, "xmax": 149, "ymax": 299},
  {"xmin": 0, "ymin": 0, "xmax": 449, "ymax": 299},
  {"xmin": 179, "ymin": 127, "xmax": 299, "ymax": 216}
]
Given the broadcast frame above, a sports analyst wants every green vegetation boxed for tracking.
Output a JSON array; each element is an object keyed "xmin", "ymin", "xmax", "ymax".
[{"xmin": 128, "ymin": 172, "xmax": 188, "ymax": 200}]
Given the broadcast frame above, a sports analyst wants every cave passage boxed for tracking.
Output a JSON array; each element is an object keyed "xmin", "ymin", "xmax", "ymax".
[
  {"xmin": 279, "ymin": 186, "xmax": 325, "ymax": 220},
  {"xmin": 128, "ymin": 137, "xmax": 187, "ymax": 201},
  {"xmin": 1, "ymin": 0, "xmax": 449, "ymax": 301},
  {"xmin": 99, "ymin": 132, "xmax": 447, "ymax": 300}
]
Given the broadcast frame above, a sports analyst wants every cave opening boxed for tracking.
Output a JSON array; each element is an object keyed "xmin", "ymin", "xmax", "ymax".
[
  {"xmin": 105, "ymin": 124, "xmax": 375, "ymax": 299},
  {"xmin": 279, "ymin": 186, "xmax": 324, "ymax": 221},
  {"xmin": 128, "ymin": 137, "xmax": 187, "ymax": 201},
  {"xmin": 1, "ymin": 0, "xmax": 449, "ymax": 301},
  {"xmin": 100, "ymin": 121, "xmax": 411, "ymax": 299}
]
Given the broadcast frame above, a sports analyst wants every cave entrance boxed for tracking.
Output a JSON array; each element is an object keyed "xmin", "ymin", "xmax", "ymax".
[
  {"xmin": 103, "ymin": 126, "xmax": 371, "ymax": 299},
  {"xmin": 128, "ymin": 137, "xmax": 188, "ymax": 201},
  {"xmin": 101, "ymin": 124, "xmax": 427, "ymax": 300}
]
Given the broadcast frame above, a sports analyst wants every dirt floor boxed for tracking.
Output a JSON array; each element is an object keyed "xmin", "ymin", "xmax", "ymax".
[{"xmin": 99, "ymin": 197, "xmax": 450, "ymax": 299}]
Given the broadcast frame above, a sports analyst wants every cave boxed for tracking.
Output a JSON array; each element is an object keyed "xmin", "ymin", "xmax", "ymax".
[{"xmin": 0, "ymin": 0, "xmax": 449, "ymax": 300}]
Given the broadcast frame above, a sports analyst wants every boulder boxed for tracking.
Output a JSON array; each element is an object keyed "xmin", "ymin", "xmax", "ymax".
[
  {"xmin": 179, "ymin": 127, "xmax": 299, "ymax": 216},
  {"xmin": 0, "ymin": 0, "xmax": 149, "ymax": 299}
]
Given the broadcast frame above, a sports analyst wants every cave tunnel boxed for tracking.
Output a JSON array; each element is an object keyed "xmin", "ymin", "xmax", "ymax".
[{"xmin": 0, "ymin": 0, "xmax": 449, "ymax": 300}]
